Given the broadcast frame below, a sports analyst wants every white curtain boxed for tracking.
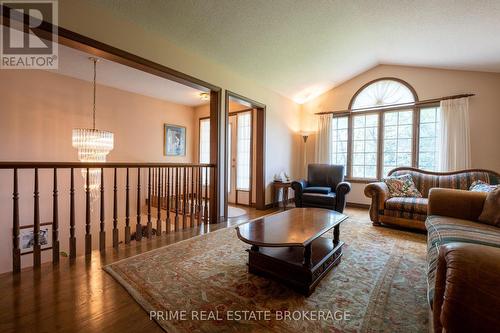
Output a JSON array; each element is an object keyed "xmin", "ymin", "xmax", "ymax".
[
  {"xmin": 439, "ymin": 97, "xmax": 471, "ymax": 171},
  {"xmin": 315, "ymin": 114, "xmax": 332, "ymax": 163}
]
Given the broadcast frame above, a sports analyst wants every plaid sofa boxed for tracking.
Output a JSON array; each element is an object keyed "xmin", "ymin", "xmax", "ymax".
[
  {"xmin": 426, "ymin": 188, "xmax": 500, "ymax": 332},
  {"xmin": 364, "ymin": 167, "xmax": 500, "ymax": 231}
]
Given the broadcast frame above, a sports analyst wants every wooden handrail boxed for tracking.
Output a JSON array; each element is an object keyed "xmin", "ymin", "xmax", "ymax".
[{"xmin": 0, "ymin": 162, "xmax": 215, "ymax": 169}]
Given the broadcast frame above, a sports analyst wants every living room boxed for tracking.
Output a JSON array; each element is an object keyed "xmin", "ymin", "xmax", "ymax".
[{"xmin": 1, "ymin": 1, "xmax": 499, "ymax": 333}]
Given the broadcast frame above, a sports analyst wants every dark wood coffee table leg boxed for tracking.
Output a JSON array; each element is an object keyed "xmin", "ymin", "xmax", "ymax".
[
  {"xmin": 333, "ymin": 225, "xmax": 340, "ymax": 245},
  {"xmin": 303, "ymin": 244, "xmax": 312, "ymax": 268}
]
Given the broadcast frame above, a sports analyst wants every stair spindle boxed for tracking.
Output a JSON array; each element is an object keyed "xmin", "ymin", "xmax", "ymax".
[
  {"xmin": 113, "ymin": 168, "xmax": 118, "ymax": 248},
  {"xmin": 175, "ymin": 167, "xmax": 179, "ymax": 231},
  {"xmin": 33, "ymin": 168, "xmax": 41, "ymax": 267},
  {"xmin": 99, "ymin": 167, "xmax": 105, "ymax": 252},
  {"xmin": 156, "ymin": 168, "xmax": 162, "ymax": 235},
  {"xmin": 183, "ymin": 167, "xmax": 187, "ymax": 228},
  {"xmin": 136, "ymin": 168, "xmax": 142, "ymax": 241},
  {"xmin": 85, "ymin": 168, "xmax": 91, "ymax": 256},
  {"xmin": 125, "ymin": 168, "xmax": 131, "ymax": 244},
  {"xmin": 204, "ymin": 167, "xmax": 209, "ymax": 224},
  {"xmin": 52, "ymin": 168, "xmax": 59, "ymax": 263},
  {"xmin": 69, "ymin": 168, "xmax": 76, "ymax": 259},
  {"xmin": 166, "ymin": 167, "xmax": 171, "ymax": 233},
  {"xmin": 12, "ymin": 168, "xmax": 20, "ymax": 273},
  {"xmin": 147, "ymin": 168, "xmax": 152, "ymax": 238}
]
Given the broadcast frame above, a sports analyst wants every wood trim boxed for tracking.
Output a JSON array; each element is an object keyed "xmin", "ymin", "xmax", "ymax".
[
  {"xmin": 249, "ymin": 109, "xmax": 254, "ymax": 206},
  {"xmin": 225, "ymin": 91, "xmax": 266, "ymax": 210},
  {"xmin": 0, "ymin": 162, "xmax": 214, "ymax": 169},
  {"xmin": 346, "ymin": 202, "xmax": 370, "ymax": 209},
  {"xmin": 387, "ymin": 167, "xmax": 500, "ymax": 177},
  {"xmin": 0, "ymin": 4, "xmax": 221, "ymax": 93},
  {"xmin": 209, "ymin": 90, "xmax": 221, "ymax": 223},
  {"xmin": 318, "ymin": 94, "xmax": 472, "ymax": 115}
]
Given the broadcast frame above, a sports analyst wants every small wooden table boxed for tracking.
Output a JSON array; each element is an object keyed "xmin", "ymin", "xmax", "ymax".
[
  {"xmin": 273, "ymin": 181, "xmax": 292, "ymax": 210},
  {"xmin": 236, "ymin": 208, "xmax": 347, "ymax": 296}
]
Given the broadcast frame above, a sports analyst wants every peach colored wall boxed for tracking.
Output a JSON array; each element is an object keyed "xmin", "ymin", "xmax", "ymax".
[
  {"xmin": 0, "ymin": 69, "xmax": 196, "ymax": 273},
  {"xmin": 302, "ymin": 64, "xmax": 500, "ymax": 204}
]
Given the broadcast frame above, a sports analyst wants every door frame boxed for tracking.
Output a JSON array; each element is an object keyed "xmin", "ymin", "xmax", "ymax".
[{"xmin": 224, "ymin": 91, "xmax": 266, "ymax": 217}]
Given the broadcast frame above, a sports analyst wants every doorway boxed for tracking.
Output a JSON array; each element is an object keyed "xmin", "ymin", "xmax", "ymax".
[
  {"xmin": 227, "ymin": 109, "xmax": 253, "ymax": 206},
  {"xmin": 224, "ymin": 91, "xmax": 266, "ymax": 218}
]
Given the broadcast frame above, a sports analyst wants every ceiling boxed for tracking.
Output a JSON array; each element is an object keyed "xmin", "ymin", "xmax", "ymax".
[
  {"xmin": 88, "ymin": 0, "xmax": 500, "ymax": 103},
  {"xmin": 49, "ymin": 44, "xmax": 207, "ymax": 106}
]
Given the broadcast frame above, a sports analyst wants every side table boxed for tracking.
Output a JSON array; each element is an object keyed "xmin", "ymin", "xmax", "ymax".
[{"xmin": 273, "ymin": 181, "xmax": 292, "ymax": 210}]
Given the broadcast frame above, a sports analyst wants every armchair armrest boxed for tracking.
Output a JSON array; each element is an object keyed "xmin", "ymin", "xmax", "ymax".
[
  {"xmin": 335, "ymin": 181, "xmax": 351, "ymax": 213},
  {"xmin": 291, "ymin": 179, "xmax": 307, "ymax": 193},
  {"xmin": 433, "ymin": 243, "xmax": 500, "ymax": 333},
  {"xmin": 428, "ymin": 188, "xmax": 486, "ymax": 221},
  {"xmin": 364, "ymin": 182, "xmax": 390, "ymax": 225},
  {"xmin": 291, "ymin": 179, "xmax": 308, "ymax": 207}
]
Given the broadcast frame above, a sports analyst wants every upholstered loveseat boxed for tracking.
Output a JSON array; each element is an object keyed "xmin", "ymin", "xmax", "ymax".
[
  {"xmin": 364, "ymin": 167, "xmax": 500, "ymax": 231},
  {"xmin": 426, "ymin": 188, "xmax": 500, "ymax": 332}
]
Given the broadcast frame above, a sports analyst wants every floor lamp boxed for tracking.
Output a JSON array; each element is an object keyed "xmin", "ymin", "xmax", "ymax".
[{"xmin": 300, "ymin": 132, "xmax": 309, "ymax": 178}]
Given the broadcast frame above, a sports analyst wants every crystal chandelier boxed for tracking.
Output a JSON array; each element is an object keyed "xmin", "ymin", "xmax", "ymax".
[{"xmin": 72, "ymin": 57, "xmax": 114, "ymax": 200}]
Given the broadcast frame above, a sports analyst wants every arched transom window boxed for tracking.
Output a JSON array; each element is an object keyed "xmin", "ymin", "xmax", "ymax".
[{"xmin": 330, "ymin": 78, "xmax": 441, "ymax": 180}]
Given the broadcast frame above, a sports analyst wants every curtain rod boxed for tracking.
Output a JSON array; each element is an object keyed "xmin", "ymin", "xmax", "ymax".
[{"xmin": 314, "ymin": 93, "xmax": 475, "ymax": 115}]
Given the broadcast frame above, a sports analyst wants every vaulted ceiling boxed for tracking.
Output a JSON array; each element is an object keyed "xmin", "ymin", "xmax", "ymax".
[{"xmin": 89, "ymin": 0, "xmax": 500, "ymax": 103}]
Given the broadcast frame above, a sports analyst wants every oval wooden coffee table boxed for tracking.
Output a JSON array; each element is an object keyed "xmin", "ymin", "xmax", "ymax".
[{"xmin": 236, "ymin": 207, "xmax": 347, "ymax": 296}]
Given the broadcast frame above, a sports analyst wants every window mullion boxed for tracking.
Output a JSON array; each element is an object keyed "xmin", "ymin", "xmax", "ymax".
[
  {"xmin": 376, "ymin": 111, "xmax": 383, "ymax": 179},
  {"xmin": 346, "ymin": 115, "xmax": 353, "ymax": 178},
  {"xmin": 413, "ymin": 107, "xmax": 420, "ymax": 168}
]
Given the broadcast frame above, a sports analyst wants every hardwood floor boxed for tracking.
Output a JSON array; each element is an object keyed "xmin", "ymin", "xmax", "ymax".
[{"xmin": 0, "ymin": 206, "xmax": 368, "ymax": 333}]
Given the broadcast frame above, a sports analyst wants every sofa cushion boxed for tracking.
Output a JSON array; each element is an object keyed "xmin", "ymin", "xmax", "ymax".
[
  {"xmin": 425, "ymin": 215, "xmax": 500, "ymax": 307},
  {"xmin": 469, "ymin": 180, "xmax": 499, "ymax": 193},
  {"xmin": 385, "ymin": 197, "xmax": 428, "ymax": 214},
  {"xmin": 303, "ymin": 186, "xmax": 331, "ymax": 194},
  {"xmin": 479, "ymin": 188, "xmax": 500, "ymax": 226},
  {"xmin": 302, "ymin": 192, "xmax": 336, "ymax": 206},
  {"xmin": 383, "ymin": 174, "xmax": 422, "ymax": 198}
]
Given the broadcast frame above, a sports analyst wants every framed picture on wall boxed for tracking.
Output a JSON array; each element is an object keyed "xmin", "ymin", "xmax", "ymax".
[
  {"xmin": 164, "ymin": 124, "xmax": 186, "ymax": 156},
  {"xmin": 19, "ymin": 222, "xmax": 52, "ymax": 254}
]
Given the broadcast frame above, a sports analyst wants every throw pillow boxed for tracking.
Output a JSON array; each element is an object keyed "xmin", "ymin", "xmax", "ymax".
[
  {"xmin": 469, "ymin": 180, "xmax": 499, "ymax": 193},
  {"xmin": 383, "ymin": 174, "xmax": 422, "ymax": 198},
  {"xmin": 478, "ymin": 187, "xmax": 500, "ymax": 227}
]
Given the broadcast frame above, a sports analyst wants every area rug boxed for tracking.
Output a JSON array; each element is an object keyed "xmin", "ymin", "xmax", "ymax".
[{"xmin": 104, "ymin": 212, "xmax": 428, "ymax": 333}]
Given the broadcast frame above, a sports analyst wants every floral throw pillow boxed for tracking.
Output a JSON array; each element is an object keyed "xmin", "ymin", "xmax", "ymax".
[
  {"xmin": 383, "ymin": 174, "xmax": 422, "ymax": 198},
  {"xmin": 469, "ymin": 180, "xmax": 499, "ymax": 193}
]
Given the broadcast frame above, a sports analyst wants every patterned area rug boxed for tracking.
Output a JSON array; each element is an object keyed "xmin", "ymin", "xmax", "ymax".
[{"xmin": 104, "ymin": 212, "xmax": 428, "ymax": 332}]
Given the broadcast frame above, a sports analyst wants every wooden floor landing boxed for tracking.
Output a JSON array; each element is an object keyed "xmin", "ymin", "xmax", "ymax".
[
  {"xmin": 0, "ymin": 205, "xmax": 278, "ymax": 333},
  {"xmin": 0, "ymin": 206, "xmax": 368, "ymax": 333}
]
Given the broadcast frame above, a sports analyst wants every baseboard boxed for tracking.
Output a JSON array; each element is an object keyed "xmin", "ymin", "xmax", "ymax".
[
  {"xmin": 346, "ymin": 202, "xmax": 370, "ymax": 209},
  {"xmin": 263, "ymin": 201, "xmax": 369, "ymax": 210}
]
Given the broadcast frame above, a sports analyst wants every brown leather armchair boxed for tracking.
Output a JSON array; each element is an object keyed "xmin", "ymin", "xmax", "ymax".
[{"xmin": 292, "ymin": 164, "xmax": 351, "ymax": 213}]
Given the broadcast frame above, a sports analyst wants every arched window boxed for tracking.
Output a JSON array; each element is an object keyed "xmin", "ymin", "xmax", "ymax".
[
  {"xmin": 331, "ymin": 78, "xmax": 441, "ymax": 179},
  {"xmin": 351, "ymin": 79, "xmax": 415, "ymax": 110}
]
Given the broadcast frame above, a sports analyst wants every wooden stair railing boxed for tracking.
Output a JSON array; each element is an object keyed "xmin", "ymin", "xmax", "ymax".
[{"xmin": 0, "ymin": 162, "xmax": 215, "ymax": 274}]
